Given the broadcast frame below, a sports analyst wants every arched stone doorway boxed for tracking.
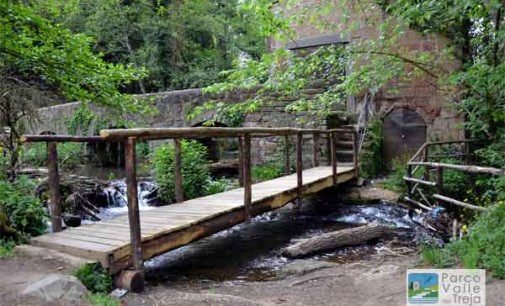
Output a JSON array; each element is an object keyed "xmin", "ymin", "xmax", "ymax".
[{"xmin": 383, "ymin": 108, "xmax": 426, "ymax": 165}]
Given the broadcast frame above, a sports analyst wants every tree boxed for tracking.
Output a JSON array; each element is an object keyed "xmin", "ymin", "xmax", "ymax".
[
  {"xmin": 198, "ymin": 0, "xmax": 504, "ymax": 145},
  {"xmin": 0, "ymin": 1, "xmax": 147, "ymax": 176},
  {"xmin": 37, "ymin": 0, "xmax": 266, "ymax": 92}
]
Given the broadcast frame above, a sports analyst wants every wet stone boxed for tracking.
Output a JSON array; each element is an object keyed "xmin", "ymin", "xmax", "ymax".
[
  {"xmin": 22, "ymin": 274, "xmax": 87, "ymax": 302},
  {"xmin": 277, "ymin": 260, "xmax": 336, "ymax": 279}
]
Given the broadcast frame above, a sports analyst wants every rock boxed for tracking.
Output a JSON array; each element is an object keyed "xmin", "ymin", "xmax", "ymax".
[
  {"xmin": 22, "ymin": 274, "xmax": 87, "ymax": 302},
  {"xmin": 277, "ymin": 260, "xmax": 335, "ymax": 279},
  {"xmin": 62, "ymin": 213, "xmax": 81, "ymax": 227},
  {"xmin": 338, "ymin": 186, "xmax": 400, "ymax": 204}
]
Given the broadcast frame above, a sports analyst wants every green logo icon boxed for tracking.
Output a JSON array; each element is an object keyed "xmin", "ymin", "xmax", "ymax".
[{"xmin": 408, "ymin": 272, "xmax": 439, "ymax": 304}]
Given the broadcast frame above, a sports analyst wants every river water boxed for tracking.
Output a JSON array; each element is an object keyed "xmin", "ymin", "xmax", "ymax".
[{"xmin": 141, "ymin": 192, "xmax": 419, "ymax": 285}]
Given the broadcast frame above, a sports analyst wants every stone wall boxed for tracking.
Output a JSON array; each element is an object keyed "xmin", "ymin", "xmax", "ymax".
[{"xmin": 33, "ymin": 88, "xmax": 342, "ymax": 167}]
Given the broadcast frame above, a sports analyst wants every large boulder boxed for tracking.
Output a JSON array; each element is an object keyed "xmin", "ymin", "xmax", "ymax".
[{"xmin": 22, "ymin": 274, "xmax": 87, "ymax": 302}]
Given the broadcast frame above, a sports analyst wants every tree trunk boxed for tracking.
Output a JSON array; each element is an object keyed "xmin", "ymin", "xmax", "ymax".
[{"xmin": 282, "ymin": 223, "xmax": 390, "ymax": 258}]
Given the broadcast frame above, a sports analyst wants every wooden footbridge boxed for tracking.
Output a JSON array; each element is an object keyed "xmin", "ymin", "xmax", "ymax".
[{"xmin": 21, "ymin": 127, "xmax": 358, "ymax": 291}]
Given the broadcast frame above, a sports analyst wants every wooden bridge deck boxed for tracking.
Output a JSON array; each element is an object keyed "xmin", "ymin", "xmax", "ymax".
[{"xmin": 30, "ymin": 166, "xmax": 355, "ymax": 274}]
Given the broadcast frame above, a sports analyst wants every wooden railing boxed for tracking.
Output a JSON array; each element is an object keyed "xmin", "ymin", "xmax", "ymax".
[
  {"xmin": 403, "ymin": 139, "xmax": 504, "ymax": 212},
  {"xmin": 21, "ymin": 126, "xmax": 358, "ymax": 275}
]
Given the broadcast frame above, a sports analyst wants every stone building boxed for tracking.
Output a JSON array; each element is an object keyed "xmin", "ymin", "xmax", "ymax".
[{"xmin": 268, "ymin": 0, "xmax": 464, "ymax": 163}]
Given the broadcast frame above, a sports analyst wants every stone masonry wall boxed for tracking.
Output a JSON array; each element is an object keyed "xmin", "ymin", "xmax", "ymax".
[{"xmin": 33, "ymin": 88, "xmax": 341, "ymax": 167}]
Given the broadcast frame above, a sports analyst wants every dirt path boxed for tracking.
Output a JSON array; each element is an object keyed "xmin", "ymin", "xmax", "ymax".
[
  {"xmin": 2, "ymin": 252, "xmax": 504, "ymax": 305},
  {"xmin": 124, "ymin": 254, "xmax": 505, "ymax": 306}
]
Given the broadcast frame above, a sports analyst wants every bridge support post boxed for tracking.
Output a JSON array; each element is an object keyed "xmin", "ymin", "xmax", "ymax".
[
  {"xmin": 174, "ymin": 138, "xmax": 184, "ymax": 203},
  {"xmin": 124, "ymin": 137, "xmax": 144, "ymax": 290},
  {"xmin": 284, "ymin": 135, "xmax": 290, "ymax": 175},
  {"xmin": 296, "ymin": 132, "xmax": 303, "ymax": 206},
  {"xmin": 47, "ymin": 142, "xmax": 62, "ymax": 232},
  {"xmin": 312, "ymin": 133, "xmax": 319, "ymax": 168},
  {"xmin": 352, "ymin": 131, "xmax": 358, "ymax": 179},
  {"xmin": 330, "ymin": 133, "xmax": 337, "ymax": 186},
  {"xmin": 238, "ymin": 136, "xmax": 244, "ymax": 187},
  {"xmin": 243, "ymin": 133, "xmax": 252, "ymax": 223}
]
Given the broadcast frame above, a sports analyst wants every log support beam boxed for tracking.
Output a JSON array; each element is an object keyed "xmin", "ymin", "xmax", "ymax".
[
  {"xmin": 296, "ymin": 132, "xmax": 303, "ymax": 206},
  {"xmin": 174, "ymin": 138, "xmax": 184, "ymax": 203},
  {"xmin": 47, "ymin": 142, "xmax": 62, "ymax": 233},
  {"xmin": 243, "ymin": 133, "xmax": 252, "ymax": 222},
  {"xmin": 124, "ymin": 137, "xmax": 144, "ymax": 289}
]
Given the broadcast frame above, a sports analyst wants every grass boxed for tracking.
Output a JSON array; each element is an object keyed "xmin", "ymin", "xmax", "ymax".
[
  {"xmin": 86, "ymin": 293, "xmax": 120, "ymax": 306},
  {"xmin": 251, "ymin": 164, "xmax": 284, "ymax": 182},
  {"xmin": 0, "ymin": 240, "xmax": 15, "ymax": 259},
  {"xmin": 422, "ymin": 203, "xmax": 505, "ymax": 278}
]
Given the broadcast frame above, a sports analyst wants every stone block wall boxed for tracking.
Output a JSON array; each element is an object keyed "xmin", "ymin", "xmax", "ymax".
[{"xmin": 32, "ymin": 87, "xmax": 342, "ymax": 168}]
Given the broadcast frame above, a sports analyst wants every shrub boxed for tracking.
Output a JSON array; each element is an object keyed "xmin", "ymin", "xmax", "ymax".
[
  {"xmin": 423, "ymin": 204, "xmax": 505, "ymax": 278},
  {"xmin": 381, "ymin": 156, "xmax": 409, "ymax": 193},
  {"xmin": 0, "ymin": 176, "xmax": 47, "ymax": 242},
  {"xmin": 359, "ymin": 118, "xmax": 387, "ymax": 178},
  {"xmin": 86, "ymin": 293, "xmax": 120, "ymax": 306},
  {"xmin": 153, "ymin": 140, "xmax": 211, "ymax": 203},
  {"xmin": 205, "ymin": 177, "xmax": 233, "ymax": 195},
  {"xmin": 74, "ymin": 263, "xmax": 113, "ymax": 294},
  {"xmin": 0, "ymin": 239, "xmax": 15, "ymax": 258},
  {"xmin": 251, "ymin": 163, "xmax": 284, "ymax": 182}
]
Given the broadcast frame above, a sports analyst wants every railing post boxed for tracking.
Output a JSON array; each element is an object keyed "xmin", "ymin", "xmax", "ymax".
[
  {"xmin": 296, "ymin": 132, "xmax": 303, "ymax": 205},
  {"xmin": 124, "ymin": 137, "xmax": 144, "ymax": 279},
  {"xmin": 284, "ymin": 135, "xmax": 290, "ymax": 175},
  {"xmin": 238, "ymin": 136, "xmax": 244, "ymax": 187},
  {"xmin": 243, "ymin": 133, "xmax": 252, "ymax": 223},
  {"xmin": 436, "ymin": 165, "xmax": 444, "ymax": 195},
  {"xmin": 352, "ymin": 131, "xmax": 358, "ymax": 178},
  {"xmin": 312, "ymin": 132, "xmax": 319, "ymax": 168},
  {"xmin": 465, "ymin": 141, "xmax": 470, "ymax": 164},
  {"xmin": 174, "ymin": 138, "xmax": 184, "ymax": 203},
  {"xmin": 330, "ymin": 133, "xmax": 337, "ymax": 186},
  {"xmin": 423, "ymin": 145, "xmax": 430, "ymax": 181},
  {"xmin": 406, "ymin": 164, "xmax": 413, "ymax": 197},
  {"xmin": 46, "ymin": 142, "xmax": 62, "ymax": 232}
]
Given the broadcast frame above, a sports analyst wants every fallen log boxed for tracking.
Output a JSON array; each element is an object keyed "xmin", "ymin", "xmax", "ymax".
[{"xmin": 282, "ymin": 222, "xmax": 391, "ymax": 258}]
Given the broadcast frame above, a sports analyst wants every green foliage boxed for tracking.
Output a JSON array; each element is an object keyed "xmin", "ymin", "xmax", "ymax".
[
  {"xmin": 85, "ymin": 293, "xmax": 119, "ymax": 306},
  {"xmin": 135, "ymin": 142, "xmax": 151, "ymax": 160},
  {"xmin": 0, "ymin": 177, "xmax": 47, "ymax": 242},
  {"xmin": 22, "ymin": 142, "xmax": 85, "ymax": 169},
  {"xmin": 252, "ymin": 164, "xmax": 284, "ymax": 182},
  {"xmin": 423, "ymin": 204, "xmax": 505, "ymax": 278},
  {"xmin": 39, "ymin": 0, "xmax": 265, "ymax": 92},
  {"xmin": 381, "ymin": 156, "xmax": 409, "ymax": 193},
  {"xmin": 153, "ymin": 140, "xmax": 211, "ymax": 203},
  {"xmin": 421, "ymin": 244, "xmax": 456, "ymax": 268},
  {"xmin": 359, "ymin": 118, "xmax": 387, "ymax": 178},
  {"xmin": 0, "ymin": 2, "xmax": 144, "ymax": 109},
  {"xmin": 0, "ymin": 239, "xmax": 15, "ymax": 258},
  {"xmin": 205, "ymin": 177, "xmax": 233, "ymax": 195},
  {"xmin": 74, "ymin": 263, "xmax": 113, "ymax": 294}
]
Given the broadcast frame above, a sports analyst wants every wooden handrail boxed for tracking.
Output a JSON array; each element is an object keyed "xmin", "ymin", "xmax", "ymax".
[
  {"xmin": 409, "ymin": 162, "xmax": 504, "ymax": 176},
  {"xmin": 404, "ymin": 139, "xmax": 501, "ymax": 213},
  {"xmin": 99, "ymin": 127, "xmax": 355, "ymax": 141},
  {"xmin": 408, "ymin": 139, "xmax": 477, "ymax": 164}
]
